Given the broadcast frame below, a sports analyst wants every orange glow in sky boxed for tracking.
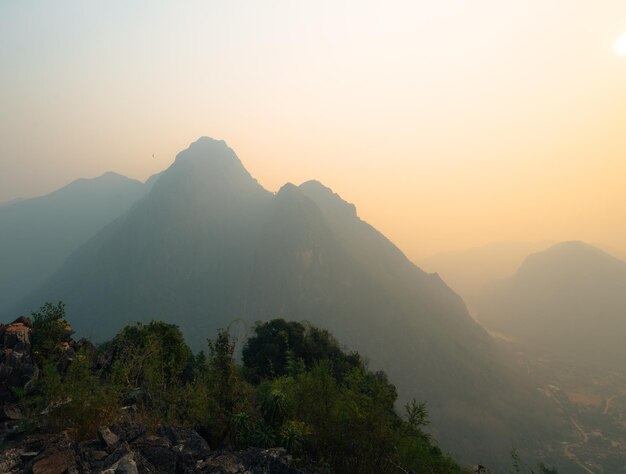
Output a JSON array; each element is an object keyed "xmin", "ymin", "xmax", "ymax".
[{"xmin": 1, "ymin": 1, "xmax": 626, "ymax": 260}]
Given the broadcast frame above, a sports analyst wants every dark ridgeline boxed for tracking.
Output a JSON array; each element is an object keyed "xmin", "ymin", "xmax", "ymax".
[
  {"xmin": 0, "ymin": 172, "xmax": 150, "ymax": 314},
  {"xmin": 11, "ymin": 137, "xmax": 562, "ymax": 467},
  {"xmin": 477, "ymin": 240, "xmax": 626, "ymax": 368}
]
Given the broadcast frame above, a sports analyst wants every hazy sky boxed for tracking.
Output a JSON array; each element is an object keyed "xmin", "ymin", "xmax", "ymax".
[{"xmin": 2, "ymin": 1, "xmax": 626, "ymax": 260}]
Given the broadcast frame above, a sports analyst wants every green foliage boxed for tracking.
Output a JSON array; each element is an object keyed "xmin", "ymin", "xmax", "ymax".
[
  {"xmin": 202, "ymin": 328, "xmax": 255, "ymax": 443},
  {"xmin": 241, "ymin": 323, "xmax": 463, "ymax": 474},
  {"xmin": 242, "ymin": 319, "xmax": 361, "ymax": 383},
  {"xmin": 405, "ymin": 399, "xmax": 430, "ymax": 432},
  {"xmin": 107, "ymin": 321, "xmax": 192, "ymax": 392},
  {"xmin": 207, "ymin": 328, "xmax": 238, "ymax": 414},
  {"xmin": 46, "ymin": 348, "xmax": 119, "ymax": 439},
  {"xmin": 170, "ymin": 328, "xmax": 254, "ymax": 445},
  {"xmin": 16, "ymin": 311, "xmax": 467, "ymax": 473},
  {"xmin": 229, "ymin": 412, "xmax": 252, "ymax": 448},
  {"xmin": 279, "ymin": 420, "xmax": 306, "ymax": 454},
  {"xmin": 259, "ymin": 386, "xmax": 289, "ymax": 426},
  {"xmin": 31, "ymin": 301, "xmax": 67, "ymax": 365},
  {"xmin": 20, "ymin": 348, "xmax": 118, "ymax": 440},
  {"xmin": 397, "ymin": 400, "xmax": 459, "ymax": 474},
  {"xmin": 252, "ymin": 422, "xmax": 276, "ymax": 448},
  {"xmin": 102, "ymin": 320, "xmax": 193, "ymax": 423}
]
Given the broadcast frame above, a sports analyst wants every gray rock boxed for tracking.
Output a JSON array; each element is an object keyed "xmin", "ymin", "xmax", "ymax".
[
  {"xmin": 101, "ymin": 452, "xmax": 138, "ymax": 474},
  {"xmin": 159, "ymin": 425, "xmax": 211, "ymax": 457},
  {"xmin": 98, "ymin": 426, "xmax": 121, "ymax": 451}
]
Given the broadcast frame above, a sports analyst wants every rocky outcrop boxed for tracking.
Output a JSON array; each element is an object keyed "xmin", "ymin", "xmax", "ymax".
[
  {"xmin": 0, "ymin": 424, "xmax": 315, "ymax": 473},
  {"xmin": 0, "ymin": 316, "xmax": 38, "ymax": 439},
  {"xmin": 0, "ymin": 317, "xmax": 38, "ymax": 403},
  {"xmin": 0, "ymin": 317, "xmax": 320, "ymax": 473},
  {"xmin": 0, "ymin": 316, "xmax": 98, "ymax": 445}
]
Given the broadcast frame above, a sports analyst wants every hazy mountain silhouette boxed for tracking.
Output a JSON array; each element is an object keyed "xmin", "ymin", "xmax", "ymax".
[
  {"xmin": 477, "ymin": 241, "xmax": 626, "ymax": 367},
  {"xmin": 419, "ymin": 241, "xmax": 553, "ymax": 314},
  {"xmin": 14, "ymin": 138, "xmax": 562, "ymax": 467},
  {"xmin": 0, "ymin": 172, "xmax": 148, "ymax": 314}
]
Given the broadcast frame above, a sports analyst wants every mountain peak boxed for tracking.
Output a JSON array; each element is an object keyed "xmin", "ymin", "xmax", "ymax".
[
  {"xmin": 188, "ymin": 135, "xmax": 228, "ymax": 149},
  {"xmin": 526, "ymin": 240, "xmax": 616, "ymax": 262},
  {"xmin": 166, "ymin": 137, "xmax": 258, "ymax": 184},
  {"xmin": 516, "ymin": 240, "xmax": 626, "ymax": 282},
  {"xmin": 98, "ymin": 171, "xmax": 130, "ymax": 181},
  {"xmin": 66, "ymin": 171, "xmax": 135, "ymax": 186},
  {"xmin": 54, "ymin": 172, "xmax": 142, "ymax": 198},
  {"xmin": 548, "ymin": 240, "xmax": 594, "ymax": 252},
  {"xmin": 148, "ymin": 137, "xmax": 269, "ymax": 204},
  {"xmin": 174, "ymin": 136, "xmax": 236, "ymax": 165},
  {"xmin": 299, "ymin": 179, "xmax": 328, "ymax": 191},
  {"xmin": 277, "ymin": 182, "xmax": 300, "ymax": 195},
  {"xmin": 299, "ymin": 180, "xmax": 357, "ymax": 219}
]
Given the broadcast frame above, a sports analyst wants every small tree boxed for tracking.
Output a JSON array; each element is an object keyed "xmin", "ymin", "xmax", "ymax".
[
  {"xmin": 205, "ymin": 328, "xmax": 253, "ymax": 443},
  {"xmin": 207, "ymin": 328, "xmax": 238, "ymax": 415},
  {"xmin": 105, "ymin": 320, "xmax": 193, "ymax": 423},
  {"xmin": 31, "ymin": 301, "xmax": 68, "ymax": 365}
]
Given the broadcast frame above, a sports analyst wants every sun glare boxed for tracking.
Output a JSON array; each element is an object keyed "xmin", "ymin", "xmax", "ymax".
[{"xmin": 614, "ymin": 32, "xmax": 626, "ymax": 56}]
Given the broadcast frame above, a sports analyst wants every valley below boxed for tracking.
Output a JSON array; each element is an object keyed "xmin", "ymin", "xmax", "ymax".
[{"xmin": 498, "ymin": 337, "xmax": 626, "ymax": 473}]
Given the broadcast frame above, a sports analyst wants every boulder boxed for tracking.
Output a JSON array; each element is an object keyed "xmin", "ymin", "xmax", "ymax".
[{"xmin": 110, "ymin": 423, "xmax": 147, "ymax": 443}]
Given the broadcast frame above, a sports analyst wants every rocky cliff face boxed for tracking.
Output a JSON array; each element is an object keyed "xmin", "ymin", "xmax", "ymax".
[{"xmin": 0, "ymin": 316, "xmax": 91, "ymax": 422}]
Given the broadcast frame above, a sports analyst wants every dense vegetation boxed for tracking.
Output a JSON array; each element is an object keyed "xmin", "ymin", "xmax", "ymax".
[{"xmin": 12, "ymin": 303, "xmax": 466, "ymax": 474}]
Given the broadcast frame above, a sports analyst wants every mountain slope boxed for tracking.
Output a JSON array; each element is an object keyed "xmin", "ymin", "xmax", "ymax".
[
  {"xmin": 0, "ymin": 172, "xmax": 147, "ymax": 314},
  {"xmin": 17, "ymin": 138, "xmax": 563, "ymax": 467},
  {"xmin": 477, "ymin": 241, "xmax": 626, "ymax": 367}
]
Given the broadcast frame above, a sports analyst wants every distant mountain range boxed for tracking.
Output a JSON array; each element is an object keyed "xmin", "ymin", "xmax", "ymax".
[
  {"xmin": 4, "ymin": 137, "xmax": 563, "ymax": 468},
  {"xmin": 419, "ymin": 241, "xmax": 554, "ymax": 313},
  {"xmin": 0, "ymin": 172, "xmax": 152, "ymax": 313},
  {"xmin": 476, "ymin": 241, "xmax": 626, "ymax": 368}
]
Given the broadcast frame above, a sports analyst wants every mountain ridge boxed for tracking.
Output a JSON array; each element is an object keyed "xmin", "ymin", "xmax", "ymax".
[
  {"xmin": 11, "ymin": 138, "xmax": 563, "ymax": 468},
  {"xmin": 0, "ymin": 172, "xmax": 149, "ymax": 315}
]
